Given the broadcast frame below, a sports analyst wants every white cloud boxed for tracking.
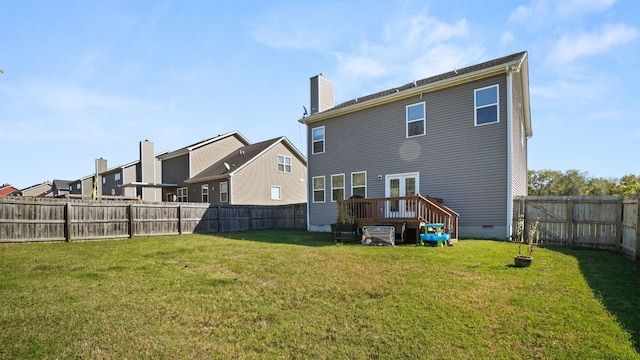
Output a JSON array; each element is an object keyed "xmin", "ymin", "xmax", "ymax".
[
  {"xmin": 555, "ymin": 0, "xmax": 617, "ymax": 17},
  {"xmin": 549, "ymin": 23, "xmax": 637, "ymax": 63},
  {"xmin": 335, "ymin": 13, "xmax": 474, "ymax": 82},
  {"xmin": 500, "ymin": 31, "xmax": 515, "ymax": 47},
  {"xmin": 509, "ymin": 0, "xmax": 616, "ymax": 22}
]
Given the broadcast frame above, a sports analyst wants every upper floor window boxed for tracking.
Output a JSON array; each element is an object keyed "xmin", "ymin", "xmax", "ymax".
[
  {"xmin": 202, "ymin": 185, "xmax": 209, "ymax": 203},
  {"xmin": 351, "ymin": 171, "xmax": 366, "ymax": 198},
  {"xmin": 277, "ymin": 155, "xmax": 292, "ymax": 173},
  {"xmin": 220, "ymin": 182, "xmax": 228, "ymax": 203},
  {"xmin": 475, "ymin": 85, "xmax": 499, "ymax": 126},
  {"xmin": 406, "ymin": 102, "xmax": 426, "ymax": 138},
  {"xmin": 331, "ymin": 174, "xmax": 345, "ymax": 202},
  {"xmin": 177, "ymin": 187, "xmax": 188, "ymax": 202},
  {"xmin": 312, "ymin": 126, "xmax": 325, "ymax": 154},
  {"xmin": 312, "ymin": 176, "xmax": 325, "ymax": 203}
]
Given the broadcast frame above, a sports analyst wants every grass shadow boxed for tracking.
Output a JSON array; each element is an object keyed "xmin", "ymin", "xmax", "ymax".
[
  {"xmin": 208, "ymin": 229, "xmax": 335, "ymax": 247},
  {"xmin": 548, "ymin": 245, "xmax": 640, "ymax": 351}
]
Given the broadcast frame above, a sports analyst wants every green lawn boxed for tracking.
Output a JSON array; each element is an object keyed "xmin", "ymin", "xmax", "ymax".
[{"xmin": 1, "ymin": 230, "xmax": 639, "ymax": 359}]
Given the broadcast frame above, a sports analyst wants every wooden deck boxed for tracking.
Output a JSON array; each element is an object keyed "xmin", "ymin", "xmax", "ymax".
[{"xmin": 339, "ymin": 195, "xmax": 459, "ymax": 243}]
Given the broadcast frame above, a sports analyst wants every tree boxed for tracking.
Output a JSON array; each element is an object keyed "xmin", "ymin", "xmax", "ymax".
[
  {"xmin": 528, "ymin": 169, "xmax": 639, "ymax": 196},
  {"xmin": 616, "ymin": 174, "xmax": 640, "ymax": 195}
]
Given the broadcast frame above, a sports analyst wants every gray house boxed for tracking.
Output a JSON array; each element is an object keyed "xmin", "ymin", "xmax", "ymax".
[
  {"xmin": 184, "ymin": 136, "xmax": 307, "ymax": 205},
  {"xmin": 157, "ymin": 131, "xmax": 251, "ymax": 202},
  {"xmin": 300, "ymin": 51, "xmax": 532, "ymax": 239}
]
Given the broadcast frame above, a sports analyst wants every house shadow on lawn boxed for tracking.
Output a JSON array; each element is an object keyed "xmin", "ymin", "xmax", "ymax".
[
  {"xmin": 548, "ymin": 245, "xmax": 640, "ymax": 351},
  {"xmin": 210, "ymin": 229, "xmax": 335, "ymax": 247}
]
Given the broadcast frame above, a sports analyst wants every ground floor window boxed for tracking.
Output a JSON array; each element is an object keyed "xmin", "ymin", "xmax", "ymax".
[
  {"xmin": 177, "ymin": 187, "xmax": 188, "ymax": 202},
  {"xmin": 312, "ymin": 176, "xmax": 325, "ymax": 203},
  {"xmin": 220, "ymin": 182, "xmax": 228, "ymax": 202},
  {"xmin": 351, "ymin": 171, "xmax": 366, "ymax": 198},
  {"xmin": 202, "ymin": 184, "xmax": 209, "ymax": 203}
]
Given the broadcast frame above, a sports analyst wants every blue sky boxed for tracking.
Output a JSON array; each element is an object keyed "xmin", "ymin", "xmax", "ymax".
[{"xmin": 1, "ymin": 0, "xmax": 638, "ymax": 189}]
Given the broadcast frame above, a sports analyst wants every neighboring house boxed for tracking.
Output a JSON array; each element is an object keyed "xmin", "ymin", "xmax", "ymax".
[
  {"xmin": 20, "ymin": 181, "xmax": 52, "ymax": 197},
  {"xmin": 68, "ymin": 175, "xmax": 95, "ymax": 198},
  {"xmin": 299, "ymin": 51, "xmax": 532, "ymax": 239},
  {"xmin": 102, "ymin": 140, "xmax": 168, "ymax": 202},
  {"xmin": 51, "ymin": 180, "xmax": 71, "ymax": 197},
  {"xmin": 0, "ymin": 183, "xmax": 20, "ymax": 197},
  {"xmin": 157, "ymin": 131, "xmax": 251, "ymax": 202},
  {"xmin": 185, "ymin": 136, "xmax": 307, "ymax": 205}
]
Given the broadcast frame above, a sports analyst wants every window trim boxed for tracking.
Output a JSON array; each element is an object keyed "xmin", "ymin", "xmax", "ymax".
[
  {"xmin": 201, "ymin": 184, "xmax": 209, "ymax": 203},
  {"xmin": 312, "ymin": 126, "xmax": 325, "ymax": 155},
  {"xmin": 312, "ymin": 176, "xmax": 325, "ymax": 203},
  {"xmin": 331, "ymin": 173, "xmax": 345, "ymax": 202},
  {"xmin": 277, "ymin": 154, "xmax": 292, "ymax": 173},
  {"xmin": 220, "ymin": 182, "xmax": 228, "ymax": 203},
  {"xmin": 351, "ymin": 171, "xmax": 367, "ymax": 198},
  {"xmin": 474, "ymin": 84, "xmax": 500, "ymax": 126},
  {"xmin": 270, "ymin": 185, "xmax": 282, "ymax": 201},
  {"xmin": 406, "ymin": 102, "xmax": 426, "ymax": 138}
]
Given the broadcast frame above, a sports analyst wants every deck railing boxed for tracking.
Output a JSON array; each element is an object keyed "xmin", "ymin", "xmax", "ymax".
[{"xmin": 340, "ymin": 195, "xmax": 458, "ymax": 239}]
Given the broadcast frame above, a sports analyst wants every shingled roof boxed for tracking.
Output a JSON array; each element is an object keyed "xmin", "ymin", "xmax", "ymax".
[
  {"xmin": 301, "ymin": 51, "xmax": 528, "ymax": 123},
  {"xmin": 185, "ymin": 136, "xmax": 305, "ymax": 184}
]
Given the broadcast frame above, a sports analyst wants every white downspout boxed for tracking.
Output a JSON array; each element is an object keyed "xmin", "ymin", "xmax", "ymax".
[{"xmin": 506, "ymin": 68, "xmax": 514, "ymax": 240}]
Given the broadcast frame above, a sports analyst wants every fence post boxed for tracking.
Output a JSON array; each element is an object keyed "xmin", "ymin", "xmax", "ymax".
[
  {"xmin": 129, "ymin": 204, "xmax": 134, "ymax": 238},
  {"xmin": 566, "ymin": 199, "xmax": 574, "ymax": 246},
  {"xmin": 178, "ymin": 204, "xmax": 183, "ymax": 235},
  {"xmin": 65, "ymin": 202, "xmax": 71, "ymax": 242}
]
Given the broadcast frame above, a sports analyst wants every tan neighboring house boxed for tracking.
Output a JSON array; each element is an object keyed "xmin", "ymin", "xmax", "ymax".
[
  {"xmin": 20, "ymin": 181, "xmax": 52, "ymax": 197},
  {"xmin": 185, "ymin": 136, "xmax": 307, "ymax": 205}
]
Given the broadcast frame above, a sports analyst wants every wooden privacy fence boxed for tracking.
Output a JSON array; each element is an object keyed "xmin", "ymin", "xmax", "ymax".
[
  {"xmin": 513, "ymin": 196, "xmax": 640, "ymax": 260},
  {"xmin": 0, "ymin": 197, "xmax": 307, "ymax": 243}
]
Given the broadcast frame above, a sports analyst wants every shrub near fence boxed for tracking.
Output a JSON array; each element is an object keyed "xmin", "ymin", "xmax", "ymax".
[
  {"xmin": 513, "ymin": 196, "xmax": 640, "ymax": 260},
  {"xmin": 0, "ymin": 197, "xmax": 307, "ymax": 243}
]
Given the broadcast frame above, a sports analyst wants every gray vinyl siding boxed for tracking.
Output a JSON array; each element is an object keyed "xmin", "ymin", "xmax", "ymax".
[
  {"xmin": 232, "ymin": 142, "xmax": 307, "ymax": 205},
  {"xmin": 162, "ymin": 154, "xmax": 190, "ymax": 201},
  {"xmin": 191, "ymin": 136, "xmax": 246, "ymax": 177},
  {"xmin": 308, "ymin": 74, "xmax": 509, "ymax": 229}
]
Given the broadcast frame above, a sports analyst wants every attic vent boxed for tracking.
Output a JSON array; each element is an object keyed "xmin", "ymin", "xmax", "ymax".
[{"xmin": 239, "ymin": 149, "xmax": 245, "ymax": 155}]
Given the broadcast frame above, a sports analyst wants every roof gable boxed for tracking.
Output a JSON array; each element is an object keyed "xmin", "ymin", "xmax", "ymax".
[{"xmin": 185, "ymin": 136, "xmax": 305, "ymax": 184}]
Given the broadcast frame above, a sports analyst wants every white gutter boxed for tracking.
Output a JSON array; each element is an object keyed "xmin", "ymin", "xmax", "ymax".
[{"xmin": 299, "ymin": 61, "xmax": 520, "ymax": 124}]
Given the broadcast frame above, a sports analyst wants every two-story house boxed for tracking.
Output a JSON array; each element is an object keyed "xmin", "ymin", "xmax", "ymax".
[
  {"xmin": 184, "ymin": 136, "xmax": 307, "ymax": 205},
  {"xmin": 157, "ymin": 131, "xmax": 251, "ymax": 202},
  {"xmin": 300, "ymin": 51, "xmax": 532, "ymax": 240}
]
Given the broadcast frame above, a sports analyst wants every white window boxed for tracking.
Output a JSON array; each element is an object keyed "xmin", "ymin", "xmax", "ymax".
[
  {"xmin": 102, "ymin": 177, "xmax": 106, "ymax": 184},
  {"xmin": 177, "ymin": 187, "xmax": 188, "ymax": 202},
  {"xmin": 331, "ymin": 174, "xmax": 345, "ymax": 202},
  {"xmin": 351, "ymin": 171, "xmax": 366, "ymax": 198},
  {"xmin": 312, "ymin": 176, "xmax": 325, "ymax": 203},
  {"xmin": 220, "ymin": 182, "xmax": 228, "ymax": 203},
  {"xmin": 475, "ymin": 85, "xmax": 499, "ymax": 126},
  {"xmin": 277, "ymin": 155, "xmax": 292, "ymax": 173},
  {"xmin": 406, "ymin": 102, "xmax": 426, "ymax": 137},
  {"xmin": 270, "ymin": 185, "xmax": 282, "ymax": 200},
  {"xmin": 202, "ymin": 185, "xmax": 209, "ymax": 203},
  {"xmin": 312, "ymin": 126, "xmax": 325, "ymax": 154},
  {"xmin": 115, "ymin": 173, "xmax": 121, "ymax": 186}
]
